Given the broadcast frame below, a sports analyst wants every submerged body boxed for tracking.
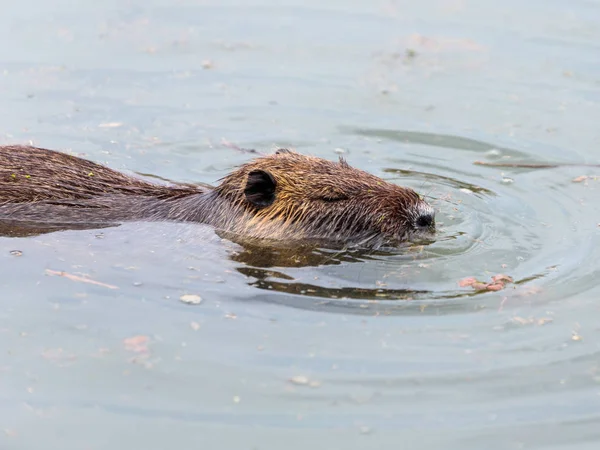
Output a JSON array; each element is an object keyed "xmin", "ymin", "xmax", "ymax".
[{"xmin": 0, "ymin": 145, "xmax": 435, "ymax": 247}]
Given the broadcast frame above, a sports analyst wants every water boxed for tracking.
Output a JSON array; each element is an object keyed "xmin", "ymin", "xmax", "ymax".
[{"xmin": 1, "ymin": 0, "xmax": 600, "ymax": 448}]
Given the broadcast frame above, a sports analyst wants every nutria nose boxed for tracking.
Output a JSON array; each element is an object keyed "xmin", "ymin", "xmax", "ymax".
[
  {"xmin": 416, "ymin": 213, "xmax": 434, "ymax": 228},
  {"xmin": 415, "ymin": 205, "xmax": 435, "ymax": 229}
]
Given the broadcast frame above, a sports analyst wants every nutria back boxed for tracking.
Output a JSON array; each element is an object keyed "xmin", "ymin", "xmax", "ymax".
[
  {"xmin": 0, "ymin": 145, "xmax": 435, "ymax": 248},
  {"xmin": 0, "ymin": 145, "xmax": 200, "ymax": 203},
  {"xmin": 0, "ymin": 145, "xmax": 206, "ymax": 224}
]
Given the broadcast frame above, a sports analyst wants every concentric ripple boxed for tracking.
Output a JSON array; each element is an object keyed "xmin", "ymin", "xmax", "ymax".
[{"xmin": 232, "ymin": 129, "xmax": 600, "ymax": 314}]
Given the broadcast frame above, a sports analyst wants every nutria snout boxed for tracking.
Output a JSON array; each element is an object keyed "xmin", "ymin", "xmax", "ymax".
[{"xmin": 0, "ymin": 145, "xmax": 435, "ymax": 248}]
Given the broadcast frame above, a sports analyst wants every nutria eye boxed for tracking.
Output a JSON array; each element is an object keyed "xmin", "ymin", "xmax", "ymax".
[
  {"xmin": 320, "ymin": 193, "xmax": 349, "ymax": 202},
  {"xmin": 275, "ymin": 148, "xmax": 292, "ymax": 155},
  {"xmin": 244, "ymin": 170, "xmax": 276, "ymax": 207}
]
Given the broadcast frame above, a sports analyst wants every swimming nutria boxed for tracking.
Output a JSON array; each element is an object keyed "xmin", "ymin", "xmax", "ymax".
[{"xmin": 0, "ymin": 145, "xmax": 435, "ymax": 248}]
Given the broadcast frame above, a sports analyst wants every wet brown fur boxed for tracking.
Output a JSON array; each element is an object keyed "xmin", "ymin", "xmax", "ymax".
[
  {"xmin": 0, "ymin": 145, "xmax": 434, "ymax": 247},
  {"xmin": 0, "ymin": 145, "xmax": 198, "ymax": 203}
]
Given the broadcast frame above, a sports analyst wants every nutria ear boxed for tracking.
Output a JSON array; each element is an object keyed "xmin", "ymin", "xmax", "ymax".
[
  {"xmin": 275, "ymin": 148, "xmax": 293, "ymax": 155},
  {"xmin": 244, "ymin": 170, "xmax": 276, "ymax": 207}
]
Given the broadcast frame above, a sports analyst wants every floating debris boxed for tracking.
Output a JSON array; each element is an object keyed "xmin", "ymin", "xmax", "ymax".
[
  {"xmin": 123, "ymin": 335, "xmax": 149, "ymax": 353},
  {"xmin": 459, "ymin": 274, "xmax": 514, "ymax": 292},
  {"xmin": 289, "ymin": 375, "xmax": 309, "ymax": 386},
  {"xmin": 289, "ymin": 375, "xmax": 321, "ymax": 388},
  {"xmin": 179, "ymin": 294, "xmax": 203, "ymax": 305},
  {"xmin": 45, "ymin": 269, "xmax": 118, "ymax": 289}
]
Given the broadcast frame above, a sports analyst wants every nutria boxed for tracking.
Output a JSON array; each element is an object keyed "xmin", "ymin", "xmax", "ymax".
[{"xmin": 0, "ymin": 145, "xmax": 435, "ymax": 248}]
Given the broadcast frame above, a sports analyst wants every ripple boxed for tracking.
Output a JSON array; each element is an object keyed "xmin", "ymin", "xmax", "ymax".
[{"xmin": 233, "ymin": 129, "xmax": 599, "ymax": 313}]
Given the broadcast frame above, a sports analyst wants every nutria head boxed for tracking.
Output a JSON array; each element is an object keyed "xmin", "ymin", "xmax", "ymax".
[{"xmin": 212, "ymin": 149, "xmax": 435, "ymax": 248}]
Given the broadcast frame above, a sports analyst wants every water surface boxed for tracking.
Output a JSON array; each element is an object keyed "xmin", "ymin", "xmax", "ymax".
[{"xmin": 1, "ymin": 0, "xmax": 600, "ymax": 449}]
